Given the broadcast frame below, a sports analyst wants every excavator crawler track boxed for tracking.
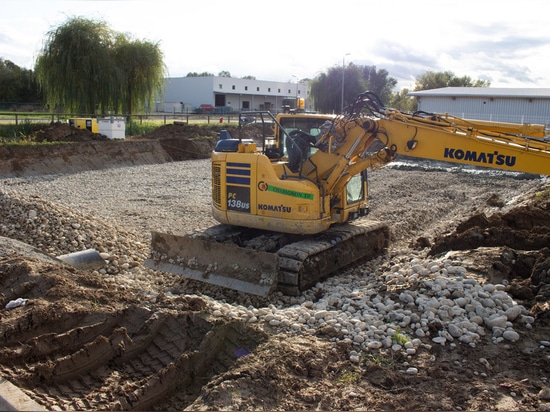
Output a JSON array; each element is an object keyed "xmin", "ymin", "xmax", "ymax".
[
  {"xmin": 145, "ymin": 220, "xmax": 389, "ymax": 296},
  {"xmin": 276, "ymin": 220, "xmax": 389, "ymax": 295}
]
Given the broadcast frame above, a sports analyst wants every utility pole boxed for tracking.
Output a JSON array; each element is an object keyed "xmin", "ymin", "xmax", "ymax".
[{"xmin": 292, "ymin": 74, "xmax": 299, "ymax": 107}]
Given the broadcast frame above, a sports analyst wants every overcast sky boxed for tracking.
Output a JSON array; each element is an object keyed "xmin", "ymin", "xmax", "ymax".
[{"xmin": 2, "ymin": 0, "xmax": 549, "ymax": 90}]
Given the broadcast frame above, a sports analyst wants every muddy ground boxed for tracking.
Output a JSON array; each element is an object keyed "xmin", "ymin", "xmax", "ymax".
[{"xmin": 0, "ymin": 123, "xmax": 550, "ymax": 411}]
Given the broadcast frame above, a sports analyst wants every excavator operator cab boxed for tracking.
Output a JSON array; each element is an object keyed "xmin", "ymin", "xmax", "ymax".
[
  {"xmin": 276, "ymin": 115, "xmax": 336, "ymax": 167},
  {"xmin": 225, "ymin": 111, "xmax": 336, "ymax": 168}
]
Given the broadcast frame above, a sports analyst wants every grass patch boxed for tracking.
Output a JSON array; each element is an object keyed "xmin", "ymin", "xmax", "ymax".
[
  {"xmin": 391, "ymin": 328, "xmax": 409, "ymax": 346},
  {"xmin": 125, "ymin": 120, "xmax": 160, "ymax": 136},
  {"xmin": 535, "ymin": 187, "xmax": 550, "ymax": 199},
  {"xmin": 337, "ymin": 368, "xmax": 361, "ymax": 384},
  {"xmin": 0, "ymin": 121, "xmax": 37, "ymax": 143},
  {"xmin": 363, "ymin": 353, "xmax": 394, "ymax": 367}
]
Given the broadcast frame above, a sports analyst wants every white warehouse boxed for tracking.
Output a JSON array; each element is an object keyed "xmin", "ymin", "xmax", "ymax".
[
  {"xmin": 408, "ymin": 87, "xmax": 550, "ymax": 128},
  {"xmin": 158, "ymin": 76, "xmax": 311, "ymax": 114}
]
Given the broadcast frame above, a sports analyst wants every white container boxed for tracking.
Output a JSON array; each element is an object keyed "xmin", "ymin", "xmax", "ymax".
[{"xmin": 98, "ymin": 117, "xmax": 126, "ymax": 139}]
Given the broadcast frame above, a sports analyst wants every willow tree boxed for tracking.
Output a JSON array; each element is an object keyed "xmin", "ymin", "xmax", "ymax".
[
  {"xmin": 114, "ymin": 36, "xmax": 165, "ymax": 114},
  {"xmin": 35, "ymin": 17, "xmax": 165, "ymax": 115}
]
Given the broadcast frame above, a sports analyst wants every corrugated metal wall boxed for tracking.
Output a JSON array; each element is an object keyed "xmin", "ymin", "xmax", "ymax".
[{"xmin": 417, "ymin": 96, "xmax": 550, "ymax": 127}]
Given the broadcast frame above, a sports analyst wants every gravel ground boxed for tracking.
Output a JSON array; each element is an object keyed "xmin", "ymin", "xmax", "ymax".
[
  {"xmin": 1, "ymin": 159, "xmax": 543, "ymax": 245},
  {"xmin": 2, "ymin": 159, "xmax": 550, "ymax": 410}
]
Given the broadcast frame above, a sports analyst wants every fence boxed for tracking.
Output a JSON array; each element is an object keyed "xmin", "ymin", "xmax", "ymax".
[
  {"xmin": 0, "ymin": 112, "xmax": 245, "ymax": 126},
  {"xmin": 450, "ymin": 112, "xmax": 550, "ymax": 129}
]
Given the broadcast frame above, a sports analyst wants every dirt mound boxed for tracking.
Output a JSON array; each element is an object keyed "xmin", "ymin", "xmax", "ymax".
[
  {"xmin": 139, "ymin": 122, "xmax": 267, "ymax": 143},
  {"xmin": 30, "ymin": 122, "xmax": 109, "ymax": 142},
  {"xmin": 140, "ymin": 123, "xmax": 221, "ymax": 140},
  {"xmin": 187, "ymin": 331, "xmax": 550, "ymax": 411},
  {"xmin": 135, "ymin": 122, "xmax": 268, "ymax": 161},
  {"xmin": 0, "ymin": 122, "xmax": 268, "ymax": 178},
  {"xmin": 430, "ymin": 186, "xmax": 550, "ymax": 310},
  {"xmin": 0, "ymin": 140, "xmax": 173, "ymax": 177},
  {"xmin": 430, "ymin": 196, "xmax": 550, "ymax": 253}
]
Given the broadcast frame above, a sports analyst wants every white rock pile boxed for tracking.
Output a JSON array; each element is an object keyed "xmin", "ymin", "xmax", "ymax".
[{"xmin": 206, "ymin": 253, "xmax": 534, "ymax": 361}]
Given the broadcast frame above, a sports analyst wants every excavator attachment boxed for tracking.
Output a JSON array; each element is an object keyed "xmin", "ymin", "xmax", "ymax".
[{"xmin": 144, "ymin": 220, "xmax": 389, "ymax": 297}]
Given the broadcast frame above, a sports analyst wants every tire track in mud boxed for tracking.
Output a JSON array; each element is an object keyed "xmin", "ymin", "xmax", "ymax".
[{"xmin": 0, "ymin": 259, "xmax": 267, "ymax": 410}]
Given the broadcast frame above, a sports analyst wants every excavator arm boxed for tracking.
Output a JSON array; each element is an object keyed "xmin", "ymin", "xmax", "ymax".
[{"xmin": 307, "ymin": 92, "xmax": 550, "ymax": 197}]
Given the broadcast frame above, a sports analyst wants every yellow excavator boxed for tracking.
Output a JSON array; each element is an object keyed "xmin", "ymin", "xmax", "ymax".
[{"xmin": 145, "ymin": 91, "xmax": 550, "ymax": 296}]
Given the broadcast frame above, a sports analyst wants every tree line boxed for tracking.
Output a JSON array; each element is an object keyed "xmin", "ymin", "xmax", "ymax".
[
  {"xmin": 0, "ymin": 58, "xmax": 42, "ymax": 107},
  {"xmin": 311, "ymin": 65, "xmax": 490, "ymax": 113},
  {"xmin": 0, "ymin": 16, "xmax": 489, "ymax": 115}
]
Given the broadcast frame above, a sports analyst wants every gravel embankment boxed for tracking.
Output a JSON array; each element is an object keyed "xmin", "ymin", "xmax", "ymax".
[{"xmin": 1, "ymin": 159, "xmax": 547, "ymax": 360}]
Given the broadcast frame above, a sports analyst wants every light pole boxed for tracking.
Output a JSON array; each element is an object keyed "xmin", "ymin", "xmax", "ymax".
[
  {"xmin": 292, "ymin": 74, "xmax": 299, "ymax": 108},
  {"xmin": 341, "ymin": 53, "xmax": 350, "ymax": 113}
]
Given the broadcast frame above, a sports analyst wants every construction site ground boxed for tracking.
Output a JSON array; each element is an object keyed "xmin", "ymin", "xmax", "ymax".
[{"xmin": 0, "ymin": 122, "xmax": 549, "ymax": 411}]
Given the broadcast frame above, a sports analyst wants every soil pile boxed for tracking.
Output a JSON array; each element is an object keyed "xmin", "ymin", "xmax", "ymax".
[
  {"xmin": 430, "ymin": 191, "xmax": 550, "ymax": 307},
  {"xmin": 30, "ymin": 122, "xmax": 109, "ymax": 142}
]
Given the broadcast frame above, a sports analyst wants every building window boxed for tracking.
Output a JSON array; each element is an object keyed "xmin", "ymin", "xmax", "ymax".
[
  {"xmin": 232, "ymin": 85, "xmax": 236, "ymax": 90},
  {"xmin": 219, "ymin": 84, "xmax": 223, "ymax": 89},
  {"xmin": 268, "ymin": 88, "xmax": 271, "ymax": 92},
  {"xmin": 245, "ymin": 86, "xmax": 248, "ymax": 91},
  {"xmin": 278, "ymin": 88, "xmax": 281, "ymax": 93},
  {"xmin": 288, "ymin": 89, "xmax": 291, "ymax": 94},
  {"xmin": 257, "ymin": 87, "xmax": 260, "ymax": 91}
]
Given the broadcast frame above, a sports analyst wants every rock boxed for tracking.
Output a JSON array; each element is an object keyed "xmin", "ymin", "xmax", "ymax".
[
  {"xmin": 484, "ymin": 315, "xmax": 508, "ymax": 329},
  {"xmin": 502, "ymin": 329, "xmax": 520, "ymax": 342},
  {"xmin": 447, "ymin": 266, "xmax": 466, "ymax": 274},
  {"xmin": 447, "ymin": 323, "xmax": 462, "ymax": 338},
  {"xmin": 353, "ymin": 335, "xmax": 365, "ymax": 344},
  {"xmin": 478, "ymin": 357, "xmax": 491, "ymax": 369},
  {"xmin": 314, "ymin": 310, "xmax": 329, "ymax": 320},
  {"xmin": 504, "ymin": 306, "xmax": 523, "ymax": 322},
  {"xmin": 415, "ymin": 329, "xmax": 426, "ymax": 338},
  {"xmin": 367, "ymin": 341, "xmax": 383, "ymax": 350}
]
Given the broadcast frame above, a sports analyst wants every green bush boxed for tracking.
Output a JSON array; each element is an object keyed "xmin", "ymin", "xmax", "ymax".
[
  {"xmin": 0, "ymin": 121, "xmax": 37, "ymax": 143},
  {"xmin": 125, "ymin": 120, "xmax": 159, "ymax": 136}
]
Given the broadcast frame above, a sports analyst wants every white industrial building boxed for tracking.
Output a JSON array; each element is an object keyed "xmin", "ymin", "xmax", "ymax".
[
  {"xmin": 408, "ymin": 87, "xmax": 550, "ymax": 128},
  {"xmin": 157, "ymin": 76, "xmax": 311, "ymax": 114}
]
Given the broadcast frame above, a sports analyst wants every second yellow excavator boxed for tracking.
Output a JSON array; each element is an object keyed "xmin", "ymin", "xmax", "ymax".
[{"xmin": 145, "ymin": 92, "xmax": 550, "ymax": 296}]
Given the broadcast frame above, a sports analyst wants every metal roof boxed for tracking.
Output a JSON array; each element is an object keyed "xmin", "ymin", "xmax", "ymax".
[{"xmin": 408, "ymin": 87, "xmax": 550, "ymax": 98}]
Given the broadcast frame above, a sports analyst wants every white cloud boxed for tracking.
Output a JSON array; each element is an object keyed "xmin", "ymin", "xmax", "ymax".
[{"xmin": 2, "ymin": 0, "xmax": 550, "ymax": 89}]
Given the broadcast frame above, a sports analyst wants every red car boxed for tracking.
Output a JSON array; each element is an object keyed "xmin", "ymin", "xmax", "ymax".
[{"xmin": 199, "ymin": 104, "xmax": 215, "ymax": 113}]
